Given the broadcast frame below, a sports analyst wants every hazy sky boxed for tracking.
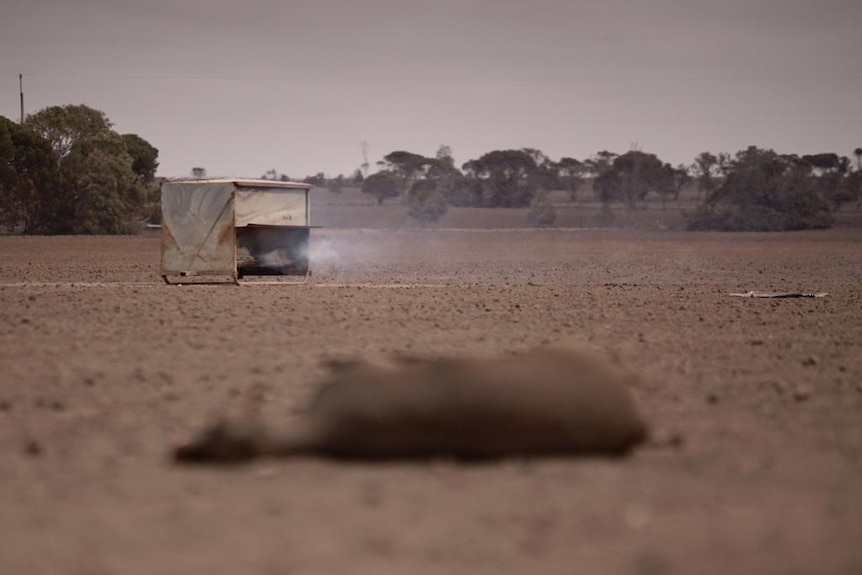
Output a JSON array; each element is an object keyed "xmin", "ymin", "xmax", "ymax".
[{"xmin": 2, "ymin": 0, "xmax": 861, "ymax": 178}]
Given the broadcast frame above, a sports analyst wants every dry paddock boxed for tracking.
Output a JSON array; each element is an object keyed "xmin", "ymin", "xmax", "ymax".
[{"xmin": 0, "ymin": 228, "xmax": 861, "ymax": 575}]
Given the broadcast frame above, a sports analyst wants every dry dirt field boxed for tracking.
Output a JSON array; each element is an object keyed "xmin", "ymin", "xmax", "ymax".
[{"xmin": 1, "ymin": 223, "xmax": 861, "ymax": 574}]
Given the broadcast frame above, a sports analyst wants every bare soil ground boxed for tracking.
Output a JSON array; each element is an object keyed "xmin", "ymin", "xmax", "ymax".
[{"xmin": 1, "ymin": 224, "xmax": 861, "ymax": 574}]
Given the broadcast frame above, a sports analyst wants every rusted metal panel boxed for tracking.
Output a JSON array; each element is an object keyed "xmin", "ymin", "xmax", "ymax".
[
  {"xmin": 235, "ymin": 187, "xmax": 309, "ymax": 227},
  {"xmin": 161, "ymin": 182, "xmax": 236, "ymax": 278}
]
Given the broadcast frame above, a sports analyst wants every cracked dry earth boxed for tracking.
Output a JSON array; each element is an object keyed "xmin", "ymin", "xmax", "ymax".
[{"xmin": 0, "ymin": 227, "xmax": 860, "ymax": 575}]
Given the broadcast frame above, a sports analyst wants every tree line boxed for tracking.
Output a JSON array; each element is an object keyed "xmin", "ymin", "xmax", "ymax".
[
  {"xmin": 3, "ymin": 103, "xmax": 860, "ymax": 233},
  {"xmin": 1, "ymin": 105, "xmax": 158, "ymax": 234},
  {"xmin": 354, "ymin": 145, "xmax": 861, "ymax": 229}
]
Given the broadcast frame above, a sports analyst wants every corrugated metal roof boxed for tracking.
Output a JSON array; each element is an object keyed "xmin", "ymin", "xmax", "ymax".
[{"xmin": 165, "ymin": 178, "xmax": 313, "ymax": 190}]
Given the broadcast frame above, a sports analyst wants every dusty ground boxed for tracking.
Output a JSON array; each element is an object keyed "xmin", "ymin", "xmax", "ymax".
[{"xmin": 1, "ymin": 226, "xmax": 861, "ymax": 574}]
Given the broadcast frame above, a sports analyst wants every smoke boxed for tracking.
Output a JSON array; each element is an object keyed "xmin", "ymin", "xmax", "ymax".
[{"xmin": 307, "ymin": 236, "xmax": 342, "ymax": 267}]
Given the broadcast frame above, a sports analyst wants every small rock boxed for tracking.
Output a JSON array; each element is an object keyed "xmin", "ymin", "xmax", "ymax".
[
  {"xmin": 793, "ymin": 385, "xmax": 812, "ymax": 402},
  {"xmin": 24, "ymin": 439, "xmax": 42, "ymax": 457},
  {"xmin": 801, "ymin": 356, "xmax": 818, "ymax": 367},
  {"xmin": 706, "ymin": 392, "xmax": 720, "ymax": 405}
]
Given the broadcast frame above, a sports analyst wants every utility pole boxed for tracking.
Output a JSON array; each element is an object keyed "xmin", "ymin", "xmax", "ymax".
[
  {"xmin": 360, "ymin": 141, "xmax": 370, "ymax": 177},
  {"xmin": 19, "ymin": 74, "xmax": 24, "ymax": 123}
]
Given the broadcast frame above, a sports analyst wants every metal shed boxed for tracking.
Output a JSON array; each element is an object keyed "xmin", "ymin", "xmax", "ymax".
[{"xmin": 160, "ymin": 179, "xmax": 314, "ymax": 284}]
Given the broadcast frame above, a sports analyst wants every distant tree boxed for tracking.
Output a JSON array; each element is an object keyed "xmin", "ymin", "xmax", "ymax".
[
  {"xmin": 554, "ymin": 157, "xmax": 585, "ymax": 202},
  {"xmin": 691, "ymin": 151, "xmax": 720, "ymax": 202},
  {"xmin": 435, "ymin": 144, "xmax": 455, "ymax": 169},
  {"xmin": 797, "ymin": 153, "xmax": 857, "ymax": 210},
  {"xmin": 361, "ymin": 170, "xmax": 402, "ymax": 205},
  {"xmin": 11, "ymin": 105, "xmax": 150, "ymax": 234},
  {"xmin": 418, "ymin": 145, "xmax": 477, "ymax": 207},
  {"xmin": 823, "ymin": 170, "xmax": 860, "ymax": 210},
  {"xmin": 437, "ymin": 172, "xmax": 483, "ymax": 207},
  {"xmin": 59, "ymin": 132, "xmax": 146, "ymax": 234},
  {"xmin": 66, "ymin": 148, "xmax": 145, "ymax": 234},
  {"xmin": 854, "ymin": 147, "xmax": 862, "ymax": 171},
  {"xmin": 121, "ymin": 134, "xmax": 159, "ymax": 183},
  {"xmin": 327, "ymin": 174, "xmax": 345, "ymax": 194},
  {"xmin": 191, "ymin": 167, "xmax": 207, "ymax": 179},
  {"xmin": 671, "ymin": 163, "xmax": 691, "ymax": 201},
  {"xmin": 843, "ymin": 170, "xmax": 862, "ymax": 211},
  {"xmin": 381, "ymin": 150, "xmax": 435, "ymax": 192},
  {"xmin": 654, "ymin": 163, "xmax": 691, "ymax": 208},
  {"xmin": 593, "ymin": 150, "xmax": 665, "ymax": 209},
  {"xmin": 462, "ymin": 149, "xmax": 541, "ymax": 207},
  {"xmin": 351, "ymin": 168, "xmax": 364, "ymax": 186},
  {"xmin": 800, "ymin": 152, "xmax": 847, "ymax": 173},
  {"xmin": 520, "ymin": 147, "xmax": 558, "ymax": 191},
  {"xmin": 584, "ymin": 150, "xmax": 617, "ymax": 178},
  {"xmin": 0, "ymin": 116, "xmax": 60, "ymax": 232},
  {"xmin": 527, "ymin": 188, "xmax": 556, "ymax": 227},
  {"xmin": 261, "ymin": 168, "xmax": 279, "ymax": 180},
  {"xmin": 303, "ymin": 172, "xmax": 326, "ymax": 186},
  {"xmin": 687, "ymin": 146, "xmax": 833, "ymax": 231},
  {"xmin": 25, "ymin": 104, "xmax": 112, "ymax": 160},
  {"xmin": 407, "ymin": 180, "xmax": 448, "ymax": 225}
]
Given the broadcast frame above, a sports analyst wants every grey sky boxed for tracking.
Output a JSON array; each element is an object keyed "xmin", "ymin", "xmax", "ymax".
[{"xmin": 2, "ymin": 0, "xmax": 860, "ymax": 178}]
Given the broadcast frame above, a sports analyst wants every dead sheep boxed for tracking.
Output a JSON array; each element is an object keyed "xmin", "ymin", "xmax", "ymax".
[{"xmin": 174, "ymin": 343, "xmax": 649, "ymax": 463}]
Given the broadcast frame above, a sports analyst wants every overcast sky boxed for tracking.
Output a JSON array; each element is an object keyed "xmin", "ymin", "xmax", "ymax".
[{"xmin": 2, "ymin": 0, "xmax": 860, "ymax": 178}]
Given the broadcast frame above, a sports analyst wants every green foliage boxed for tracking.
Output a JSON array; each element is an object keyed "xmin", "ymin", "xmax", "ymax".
[
  {"xmin": 60, "ymin": 133, "xmax": 146, "ymax": 234},
  {"xmin": 554, "ymin": 157, "xmax": 585, "ymax": 202},
  {"xmin": 691, "ymin": 151, "xmax": 720, "ymax": 200},
  {"xmin": 303, "ymin": 172, "xmax": 326, "ymax": 186},
  {"xmin": 0, "ymin": 116, "xmax": 60, "ymax": 232},
  {"xmin": 6, "ymin": 105, "xmax": 155, "ymax": 234},
  {"xmin": 584, "ymin": 150, "xmax": 617, "ymax": 178},
  {"xmin": 407, "ymin": 180, "xmax": 448, "ymax": 225},
  {"xmin": 832, "ymin": 171, "xmax": 862, "ymax": 209},
  {"xmin": 381, "ymin": 151, "xmax": 433, "ymax": 182},
  {"xmin": 437, "ymin": 171, "xmax": 483, "ymax": 207},
  {"xmin": 462, "ymin": 149, "xmax": 540, "ymax": 207},
  {"xmin": 25, "ymin": 104, "xmax": 112, "ymax": 159},
  {"xmin": 70, "ymin": 149, "xmax": 145, "ymax": 234},
  {"xmin": 361, "ymin": 170, "xmax": 403, "ymax": 205},
  {"xmin": 121, "ymin": 134, "xmax": 159, "ymax": 183},
  {"xmin": 526, "ymin": 189, "xmax": 556, "ymax": 227},
  {"xmin": 593, "ymin": 150, "xmax": 665, "ymax": 209},
  {"xmin": 687, "ymin": 146, "xmax": 834, "ymax": 231}
]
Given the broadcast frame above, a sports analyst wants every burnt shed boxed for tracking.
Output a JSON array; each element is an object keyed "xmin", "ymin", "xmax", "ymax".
[{"xmin": 160, "ymin": 179, "xmax": 314, "ymax": 284}]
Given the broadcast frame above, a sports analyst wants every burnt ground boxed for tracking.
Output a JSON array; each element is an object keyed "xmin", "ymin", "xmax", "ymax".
[{"xmin": 0, "ymin": 227, "xmax": 860, "ymax": 574}]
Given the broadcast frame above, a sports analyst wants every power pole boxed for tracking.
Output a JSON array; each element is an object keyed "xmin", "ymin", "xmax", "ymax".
[
  {"xmin": 19, "ymin": 74, "xmax": 24, "ymax": 123},
  {"xmin": 360, "ymin": 141, "xmax": 370, "ymax": 177}
]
